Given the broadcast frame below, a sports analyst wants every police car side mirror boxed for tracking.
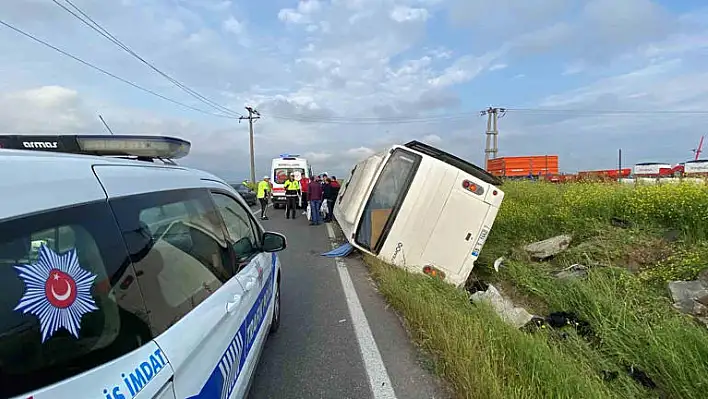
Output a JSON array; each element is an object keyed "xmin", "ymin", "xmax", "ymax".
[{"xmin": 262, "ymin": 231, "xmax": 287, "ymax": 253}]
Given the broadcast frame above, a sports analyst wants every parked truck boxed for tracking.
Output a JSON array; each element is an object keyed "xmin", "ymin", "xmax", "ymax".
[{"xmin": 486, "ymin": 155, "xmax": 559, "ymax": 178}]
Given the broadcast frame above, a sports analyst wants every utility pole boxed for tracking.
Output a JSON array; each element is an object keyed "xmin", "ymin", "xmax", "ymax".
[
  {"xmin": 239, "ymin": 106, "xmax": 260, "ymax": 185},
  {"xmin": 618, "ymin": 148, "xmax": 622, "ymax": 181},
  {"xmin": 480, "ymin": 107, "xmax": 505, "ymax": 168}
]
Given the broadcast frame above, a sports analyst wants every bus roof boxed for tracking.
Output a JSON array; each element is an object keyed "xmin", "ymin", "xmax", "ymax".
[{"xmin": 403, "ymin": 140, "xmax": 503, "ymax": 186}]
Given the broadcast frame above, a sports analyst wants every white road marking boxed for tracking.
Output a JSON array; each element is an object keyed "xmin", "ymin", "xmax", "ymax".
[{"xmin": 325, "ymin": 223, "xmax": 397, "ymax": 399}]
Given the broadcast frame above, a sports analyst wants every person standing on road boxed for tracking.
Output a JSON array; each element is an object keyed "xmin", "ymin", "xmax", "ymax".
[
  {"xmin": 257, "ymin": 176, "xmax": 272, "ymax": 220},
  {"xmin": 308, "ymin": 175, "xmax": 324, "ymax": 225},
  {"xmin": 300, "ymin": 174, "xmax": 309, "ymax": 209},
  {"xmin": 323, "ymin": 177, "xmax": 340, "ymax": 222},
  {"xmin": 321, "ymin": 173, "xmax": 328, "ymax": 187},
  {"xmin": 283, "ymin": 173, "xmax": 300, "ymax": 219}
]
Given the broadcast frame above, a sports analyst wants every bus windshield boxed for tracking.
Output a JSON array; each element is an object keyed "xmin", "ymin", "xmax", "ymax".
[{"xmin": 274, "ymin": 168, "xmax": 306, "ymax": 184}]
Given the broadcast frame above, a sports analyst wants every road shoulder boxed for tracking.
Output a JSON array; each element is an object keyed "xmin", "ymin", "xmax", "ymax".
[{"xmin": 326, "ymin": 224, "xmax": 453, "ymax": 399}]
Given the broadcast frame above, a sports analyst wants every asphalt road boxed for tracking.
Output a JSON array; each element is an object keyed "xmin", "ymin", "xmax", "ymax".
[{"xmin": 247, "ymin": 205, "xmax": 450, "ymax": 399}]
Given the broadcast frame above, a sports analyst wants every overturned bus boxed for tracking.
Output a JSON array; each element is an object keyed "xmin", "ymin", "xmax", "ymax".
[{"xmin": 333, "ymin": 140, "xmax": 505, "ymax": 287}]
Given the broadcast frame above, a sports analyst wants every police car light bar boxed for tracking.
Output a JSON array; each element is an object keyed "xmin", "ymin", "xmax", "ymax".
[
  {"xmin": 0, "ymin": 135, "xmax": 191, "ymax": 159},
  {"xmin": 279, "ymin": 153, "xmax": 300, "ymax": 158}
]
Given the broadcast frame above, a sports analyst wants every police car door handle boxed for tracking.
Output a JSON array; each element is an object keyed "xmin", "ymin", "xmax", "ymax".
[
  {"xmin": 226, "ymin": 293, "xmax": 243, "ymax": 313},
  {"xmin": 244, "ymin": 279, "xmax": 256, "ymax": 292}
]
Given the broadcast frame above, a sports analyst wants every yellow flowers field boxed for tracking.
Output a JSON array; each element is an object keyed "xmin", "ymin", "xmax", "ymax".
[
  {"xmin": 487, "ymin": 180, "xmax": 708, "ymax": 284},
  {"xmin": 495, "ymin": 180, "xmax": 708, "ymax": 241}
]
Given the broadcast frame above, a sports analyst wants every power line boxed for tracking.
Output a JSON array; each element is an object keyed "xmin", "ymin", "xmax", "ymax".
[
  {"xmin": 0, "ymin": 18, "xmax": 239, "ymax": 119},
  {"xmin": 272, "ymin": 110, "xmax": 475, "ymax": 121},
  {"xmin": 506, "ymin": 107, "xmax": 708, "ymax": 115},
  {"xmin": 265, "ymin": 106, "xmax": 708, "ymax": 125},
  {"xmin": 268, "ymin": 113, "xmax": 474, "ymax": 124},
  {"xmin": 52, "ymin": 0, "xmax": 243, "ymax": 118}
]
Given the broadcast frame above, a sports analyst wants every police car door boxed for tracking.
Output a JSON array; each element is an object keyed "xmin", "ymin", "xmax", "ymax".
[
  {"xmin": 0, "ymin": 176, "xmax": 173, "ymax": 399},
  {"xmin": 94, "ymin": 166, "xmax": 249, "ymax": 399},
  {"xmin": 210, "ymin": 191, "xmax": 274, "ymax": 397}
]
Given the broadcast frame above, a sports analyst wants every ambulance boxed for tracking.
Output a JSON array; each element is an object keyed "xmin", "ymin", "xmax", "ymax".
[
  {"xmin": 270, "ymin": 155, "xmax": 313, "ymax": 209},
  {"xmin": 333, "ymin": 140, "xmax": 505, "ymax": 287}
]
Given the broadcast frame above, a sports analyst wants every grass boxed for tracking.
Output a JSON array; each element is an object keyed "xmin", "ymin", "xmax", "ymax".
[{"xmin": 363, "ymin": 180, "xmax": 708, "ymax": 399}]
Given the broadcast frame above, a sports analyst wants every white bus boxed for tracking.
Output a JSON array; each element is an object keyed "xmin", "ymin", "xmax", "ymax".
[
  {"xmin": 270, "ymin": 154, "xmax": 313, "ymax": 208},
  {"xmin": 334, "ymin": 141, "xmax": 505, "ymax": 287}
]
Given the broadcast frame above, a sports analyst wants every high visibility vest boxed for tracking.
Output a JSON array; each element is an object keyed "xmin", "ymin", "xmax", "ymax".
[
  {"xmin": 283, "ymin": 180, "xmax": 300, "ymax": 191},
  {"xmin": 257, "ymin": 181, "xmax": 271, "ymax": 198}
]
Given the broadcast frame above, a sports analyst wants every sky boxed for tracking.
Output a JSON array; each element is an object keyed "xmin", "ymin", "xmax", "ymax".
[{"xmin": 0, "ymin": 0, "xmax": 707, "ymax": 181}]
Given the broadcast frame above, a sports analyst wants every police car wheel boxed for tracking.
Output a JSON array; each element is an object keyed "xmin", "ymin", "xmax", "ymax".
[{"xmin": 270, "ymin": 281, "xmax": 281, "ymax": 334}]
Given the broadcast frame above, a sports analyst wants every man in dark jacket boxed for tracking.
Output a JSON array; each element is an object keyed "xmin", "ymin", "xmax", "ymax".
[
  {"xmin": 308, "ymin": 176, "xmax": 324, "ymax": 225},
  {"xmin": 323, "ymin": 177, "xmax": 340, "ymax": 222}
]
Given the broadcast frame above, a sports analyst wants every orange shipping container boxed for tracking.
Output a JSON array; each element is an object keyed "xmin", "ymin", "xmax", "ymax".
[{"xmin": 486, "ymin": 155, "xmax": 559, "ymax": 177}]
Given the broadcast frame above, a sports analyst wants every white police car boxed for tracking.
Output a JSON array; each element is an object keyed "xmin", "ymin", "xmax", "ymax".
[{"xmin": 0, "ymin": 135, "xmax": 284, "ymax": 399}]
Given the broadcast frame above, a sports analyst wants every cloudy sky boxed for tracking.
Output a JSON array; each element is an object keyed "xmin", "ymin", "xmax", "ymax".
[{"xmin": 1, "ymin": 0, "xmax": 707, "ymax": 181}]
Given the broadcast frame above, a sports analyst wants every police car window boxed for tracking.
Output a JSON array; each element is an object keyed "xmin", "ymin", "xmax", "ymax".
[
  {"xmin": 139, "ymin": 202, "xmax": 188, "ymax": 226},
  {"xmin": 210, "ymin": 193, "xmax": 261, "ymax": 270},
  {"xmin": 0, "ymin": 201, "xmax": 150, "ymax": 399},
  {"xmin": 109, "ymin": 189, "xmax": 232, "ymax": 336}
]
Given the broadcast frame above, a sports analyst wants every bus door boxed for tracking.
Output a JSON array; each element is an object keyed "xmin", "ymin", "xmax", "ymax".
[{"xmin": 353, "ymin": 148, "xmax": 421, "ymax": 254}]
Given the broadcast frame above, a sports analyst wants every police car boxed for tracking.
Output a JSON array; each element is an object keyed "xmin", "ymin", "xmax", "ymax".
[{"xmin": 0, "ymin": 135, "xmax": 285, "ymax": 399}]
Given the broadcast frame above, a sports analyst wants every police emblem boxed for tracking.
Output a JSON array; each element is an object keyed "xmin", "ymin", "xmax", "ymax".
[{"xmin": 14, "ymin": 244, "xmax": 99, "ymax": 343}]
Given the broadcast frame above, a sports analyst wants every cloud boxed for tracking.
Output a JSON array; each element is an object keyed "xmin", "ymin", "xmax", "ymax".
[
  {"xmin": 0, "ymin": 0, "xmax": 706, "ymax": 181},
  {"xmin": 508, "ymin": 0, "xmax": 676, "ymax": 65},
  {"xmin": 278, "ymin": 0, "xmax": 322, "ymax": 24},
  {"xmin": 390, "ymin": 6, "xmax": 430, "ymax": 23},
  {"xmin": 303, "ymin": 151, "xmax": 333, "ymax": 162},
  {"xmin": 345, "ymin": 146, "xmax": 377, "ymax": 161},
  {"xmin": 428, "ymin": 50, "xmax": 504, "ymax": 87},
  {"xmin": 421, "ymin": 134, "xmax": 442, "ymax": 144},
  {"xmin": 222, "ymin": 16, "xmax": 243, "ymax": 34},
  {"xmin": 0, "ymin": 86, "xmax": 90, "ymax": 133}
]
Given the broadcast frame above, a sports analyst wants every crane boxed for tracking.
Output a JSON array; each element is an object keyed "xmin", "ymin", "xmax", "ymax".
[{"xmin": 692, "ymin": 135, "xmax": 704, "ymax": 161}]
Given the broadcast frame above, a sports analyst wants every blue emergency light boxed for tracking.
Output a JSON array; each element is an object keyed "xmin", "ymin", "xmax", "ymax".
[
  {"xmin": 279, "ymin": 153, "xmax": 300, "ymax": 158},
  {"xmin": 0, "ymin": 134, "xmax": 191, "ymax": 160}
]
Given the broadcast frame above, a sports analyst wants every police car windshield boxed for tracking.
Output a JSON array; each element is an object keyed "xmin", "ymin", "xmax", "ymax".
[{"xmin": 274, "ymin": 168, "xmax": 305, "ymax": 184}]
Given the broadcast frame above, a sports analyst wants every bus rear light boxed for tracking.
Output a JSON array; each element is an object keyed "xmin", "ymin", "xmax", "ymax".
[
  {"xmin": 423, "ymin": 265, "xmax": 445, "ymax": 280},
  {"xmin": 462, "ymin": 179, "xmax": 484, "ymax": 195}
]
